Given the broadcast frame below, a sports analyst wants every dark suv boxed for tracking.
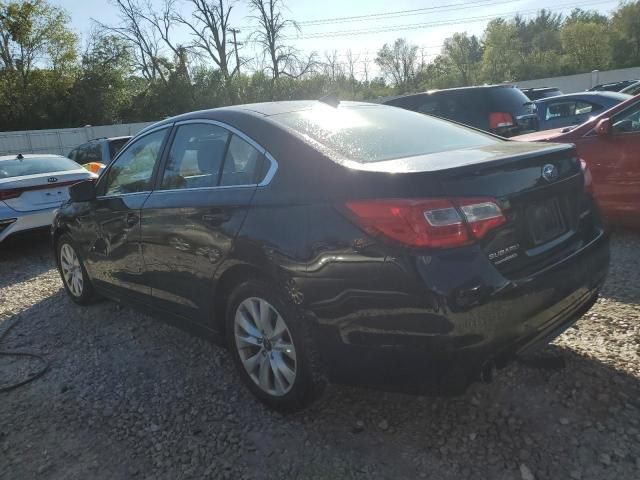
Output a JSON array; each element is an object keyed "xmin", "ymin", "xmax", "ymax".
[
  {"xmin": 382, "ymin": 85, "xmax": 538, "ymax": 137},
  {"xmin": 67, "ymin": 136, "xmax": 131, "ymax": 167}
]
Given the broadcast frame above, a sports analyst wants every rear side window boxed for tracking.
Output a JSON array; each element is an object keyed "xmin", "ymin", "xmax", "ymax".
[
  {"xmin": 161, "ymin": 124, "xmax": 229, "ymax": 190},
  {"xmin": 219, "ymin": 135, "xmax": 262, "ymax": 186},
  {"xmin": 0, "ymin": 156, "xmax": 80, "ymax": 179},
  {"xmin": 271, "ymin": 104, "xmax": 499, "ymax": 163},
  {"xmin": 74, "ymin": 145, "xmax": 89, "ymax": 164},
  {"xmin": 86, "ymin": 143, "xmax": 102, "ymax": 163},
  {"xmin": 488, "ymin": 87, "xmax": 532, "ymax": 114}
]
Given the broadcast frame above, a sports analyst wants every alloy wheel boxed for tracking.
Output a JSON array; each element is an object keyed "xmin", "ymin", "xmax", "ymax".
[
  {"xmin": 234, "ymin": 297, "xmax": 297, "ymax": 396},
  {"xmin": 60, "ymin": 243, "xmax": 84, "ymax": 297}
]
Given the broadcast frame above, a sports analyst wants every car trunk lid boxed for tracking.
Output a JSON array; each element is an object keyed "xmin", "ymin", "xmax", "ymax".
[
  {"xmin": 433, "ymin": 143, "xmax": 595, "ymax": 277},
  {"xmin": 0, "ymin": 170, "xmax": 93, "ymax": 212}
]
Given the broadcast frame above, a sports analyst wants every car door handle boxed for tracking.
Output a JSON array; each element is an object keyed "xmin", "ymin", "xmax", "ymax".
[{"xmin": 125, "ymin": 213, "xmax": 138, "ymax": 227}]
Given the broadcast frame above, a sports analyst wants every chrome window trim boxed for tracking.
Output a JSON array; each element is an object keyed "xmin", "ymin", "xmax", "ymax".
[
  {"xmin": 152, "ymin": 185, "xmax": 255, "ymax": 195},
  {"xmin": 96, "ymin": 191, "xmax": 152, "ymax": 200},
  {"xmin": 97, "ymin": 124, "xmax": 172, "ymax": 196},
  {"xmin": 172, "ymin": 119, "xmax": 278, "ymax": 188}
]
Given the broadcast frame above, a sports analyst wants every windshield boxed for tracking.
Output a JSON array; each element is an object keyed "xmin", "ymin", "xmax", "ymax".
[
  {"xmin": 0, "ymin": 156, "xmax": 80, "ymax": 179},
  {"xmin": 270, "ymin": 104, "xmax": 500, "ymax": 163}
]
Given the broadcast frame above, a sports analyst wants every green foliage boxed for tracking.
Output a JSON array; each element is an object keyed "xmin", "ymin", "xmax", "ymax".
[{"xmin": 0, "ymin": 0, "xmax": 639, "ymax": 131}]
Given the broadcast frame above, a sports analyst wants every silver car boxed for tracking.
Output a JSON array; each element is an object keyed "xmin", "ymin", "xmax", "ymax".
[{"xmin": 0, "ymin": 154, "xmax": 96, "ymax": 243}]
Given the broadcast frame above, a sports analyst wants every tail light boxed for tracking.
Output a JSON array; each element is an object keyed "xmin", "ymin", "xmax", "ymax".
[
  {"xmin": 580, "ymin": 159, "xmax": 593, "ymax": 193},
  {"xmin": 0, "ymin": 188, "xmax": 23, "ymax": 201},
  {"xmin": 343, "ymin": 197, "xmax": 506, "ymax": 249},
  {"xmin": 489, "ymin": 112, "xmax": 515, "ymax": 130}
]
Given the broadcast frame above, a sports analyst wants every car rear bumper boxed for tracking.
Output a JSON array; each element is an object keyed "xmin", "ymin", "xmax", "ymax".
[
  {"xmin": 0, "ymin": 202, "xmax": 58, "ymax": 243},
  {"xmin": 309, "ymin": 228, "xmax": 609, "ymax": 391}
]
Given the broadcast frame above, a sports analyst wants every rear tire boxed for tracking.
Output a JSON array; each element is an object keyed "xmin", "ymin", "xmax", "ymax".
[
  {"xmin": 225, "ymin": 279, "xmax": 326, "ymax": 411},
  {"xmin": 56, "ymin": 234, "xmax": 97, "ymax": 305}
]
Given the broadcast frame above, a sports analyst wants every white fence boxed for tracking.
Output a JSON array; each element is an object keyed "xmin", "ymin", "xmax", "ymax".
[
  {"xmin": 0, "ymin": 122, "xmax": 155, "ymax": 157},
  {"xmin": 513, "ymin": 67, "xmax": 640, "ymax": 94}
]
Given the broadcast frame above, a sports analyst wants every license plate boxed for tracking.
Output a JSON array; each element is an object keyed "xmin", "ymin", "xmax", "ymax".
[{"xmin": 527, "ymin": 198, "xmax": 566, "ymax": 245}]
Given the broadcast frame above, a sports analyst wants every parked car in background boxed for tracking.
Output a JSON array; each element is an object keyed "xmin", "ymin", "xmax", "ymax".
[
  {"xmin": 382, "ymin": 85, "xmax": 538, "ymax": 137},
  {"xmin": 68, "ymin": 136, "xmax": 131, "ymax": 175},
  {"xmin": 515, "ymin": 95, "xmax": 640, "ymax": 229},
  {"xmin": 620, "ymin": 81, "xmax": 640, "ymax": 96},
  {"xmin": 589, "ymin": 80, "xmax": 639, "ymax": 92},
  {"xmin": 52, "ymin": 100, "xmax": 608, "ymax": 410},
  {"xmin": 521, "ymin": 87, "xmax": 562, "ymax": 101},
  {"xmin": 535, "ymin": 92, "xmax": 631, "ymax": 131},
  {"xmin": 0, "ymin": 154, "xmax": 96, "ymax": 243}
]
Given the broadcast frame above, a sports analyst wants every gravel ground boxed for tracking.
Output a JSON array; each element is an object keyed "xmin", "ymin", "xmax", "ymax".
[{"xmin": 1, "ymin": 231, "xmax": 639, "ymax": 480}]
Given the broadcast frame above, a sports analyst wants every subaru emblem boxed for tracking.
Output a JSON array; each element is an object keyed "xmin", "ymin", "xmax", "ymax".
[
  {"xmin": 47, "ymin": 177, "xmax": 58, "ymax": 183},
  {"xmin": 541, "ymin": 164, "xmax": 558, "ymax": 182}
]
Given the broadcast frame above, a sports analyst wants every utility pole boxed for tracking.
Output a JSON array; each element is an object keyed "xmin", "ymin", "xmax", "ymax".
[{"xmin": 228, "ymin": 28, "xmax": 242, "ymax": 76}]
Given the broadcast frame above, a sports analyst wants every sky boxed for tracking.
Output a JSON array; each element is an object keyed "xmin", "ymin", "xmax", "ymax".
[{"xmin": 55, "ymin": 0, "xmax": 622, "ymax": 77}]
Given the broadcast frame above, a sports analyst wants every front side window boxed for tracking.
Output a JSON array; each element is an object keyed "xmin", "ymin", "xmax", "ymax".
[
  {"xmin": 161, "ymin": 124, "xmax": 229, "ymax": 190},
  {"xmin": 104, "ymin": 129, "xmax": 167, "ymax": 195},
  {"xmin": 220, "ymin": 135, "xmax": 262, "ymax": 186},
  {"xmin": 612, "ymin": 102, "xmax": 640, "ymax": 134}
]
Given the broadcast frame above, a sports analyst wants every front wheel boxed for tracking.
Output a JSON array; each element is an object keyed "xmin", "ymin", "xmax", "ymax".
[
  {"xmin": 56, "ymin": 235, "xmax": 96, "ymax": 305},
  {"xmin": 225, "ymin": 279, "xmax": 325, "ymax": 411}
]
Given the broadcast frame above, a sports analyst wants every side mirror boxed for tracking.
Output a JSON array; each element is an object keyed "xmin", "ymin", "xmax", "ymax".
[
  {"xmin": 69, "ymin": 180, "xmax": 96, "ymax": 202},
  {"xmin": 594, "ymin": 118, "xmax": 611, "ymax": 136}
]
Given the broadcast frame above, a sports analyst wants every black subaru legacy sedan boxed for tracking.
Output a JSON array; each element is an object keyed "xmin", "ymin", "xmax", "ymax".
[{"xmin": 52, "ymin": 100, "xmax": 609, "ymax": 410}]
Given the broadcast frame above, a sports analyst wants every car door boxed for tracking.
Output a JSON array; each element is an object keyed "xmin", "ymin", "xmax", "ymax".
[
  {"xmin": 140, "ymin": 120, "xmax": 270, "ymax": 326},
  {"xmin": 84, "ymin": 127, "xmax": 170, "ymax": 299},
  {"xmin": 579, "ymin": 101, "xmax": 640, "ymax": 224}
]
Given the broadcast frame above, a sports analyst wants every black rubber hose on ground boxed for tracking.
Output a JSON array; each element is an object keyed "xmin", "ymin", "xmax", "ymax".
[{"xmin": 0, "ymin": 315, "xmax": 49, "ymax": 393}]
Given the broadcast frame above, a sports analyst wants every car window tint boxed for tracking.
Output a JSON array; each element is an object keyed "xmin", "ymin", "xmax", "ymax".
[
  {"xmin": 575, "ymin": 101, "xmax": 594, "ymax": 115},
  {"xmin": 104, "ymin": 129, "xmax": 167, "ymax": 195},
  {"xmin": 546, "ymin": 101, "xmax": 576, "ymax": 120},
  {"xmin": 86, "ymin": 143, "xmax": 102, "ymax": 163},
  {"xmin": 612, "ymin": 102, "xmax": 640, "ymax": 134},
  {"xmin": 416, "ymin": 96, "xmax": 439, "ymax": 115},
  {"xmin": 161, "ymin": 124, "xmax": 229, "ymax": 190},
  {"xmin": 108, "ymin": 138, "xmax": 130, "ymax": 160},
  {"xmin": 219, "ymin": 135, "xmax": 262, "ymax": 186},
  {"xmin": 272, "ymin": 104, "xmax": 499, "ymax": 163},
  {"xmin": 75, "ymin": 145, "xmax": 88, "ymax": 164}
]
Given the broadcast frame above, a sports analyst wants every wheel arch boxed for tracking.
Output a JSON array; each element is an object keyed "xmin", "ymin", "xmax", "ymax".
[{"xmin": 213, "ymin": 262, "xmax": 276, "ymax": 334}]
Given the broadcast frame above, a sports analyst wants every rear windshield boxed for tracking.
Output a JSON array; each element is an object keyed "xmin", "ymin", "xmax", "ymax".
[
  {"xmin": 0, "ymin": 156, "xmax": 80, "ymax": 179},
  {"xmin": 489, "ymin": 87, "xmax": 533, "ymax": 113},
  {"xmin": 270, "ymin": 105, "xmax": 500, "ymax": 163},
  {"xmin": 108, "ymin": 138, "xmax": 130, "ymax": 160}
]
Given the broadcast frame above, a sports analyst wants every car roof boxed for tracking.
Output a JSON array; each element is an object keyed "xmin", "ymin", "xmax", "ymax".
[
  {"xmin": 0, "ymin": 153, "xmax": 68, "ymax": 161},
  {"xmin": 380, "ymin": 84, "xmax": 519, "ymax": 103},
  {"xmin": 535, "ymin": 91, "xmax": 632, "ymax": 103},
  {"xmin": 521, "ymin": 87, "xmax": 560, "ymax": 92},
  {"xmin": 138, "ymin": 100, "xmax": 378, "ymax": 134}
]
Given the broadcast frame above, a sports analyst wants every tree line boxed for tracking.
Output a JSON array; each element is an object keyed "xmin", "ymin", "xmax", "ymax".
[{"xmin": 1, "ymin": 0, "xmax": 639, "ymax": 131}]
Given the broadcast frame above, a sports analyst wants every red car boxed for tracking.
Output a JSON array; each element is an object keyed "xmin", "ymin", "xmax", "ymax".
[{"xmin": 515, "ymin": 95, "xmax": 640, "ymax": 229}]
